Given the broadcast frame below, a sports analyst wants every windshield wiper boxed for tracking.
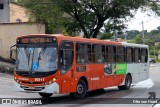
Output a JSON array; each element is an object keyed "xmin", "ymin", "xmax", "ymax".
[
  {"xmin": 28, "ymin": 52, "xmax": 31, "ymax": 66},
  {"xmin": 38, "ymin": 46, "xmax": 46, "ymax": 64},
  {"xmin": 24, "ymin": 47, "xmax": 31, "ymax": 66}
]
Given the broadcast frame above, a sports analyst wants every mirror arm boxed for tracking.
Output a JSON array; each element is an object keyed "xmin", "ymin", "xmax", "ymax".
[{"xmin": 10, "ymin": 44, "xmax": 16, "ymax": 61}]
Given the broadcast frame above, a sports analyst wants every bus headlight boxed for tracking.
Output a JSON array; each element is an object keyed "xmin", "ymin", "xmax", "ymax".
[
  {"xmin": 53, "ymin": 78, "xmax": 56, "ymax": 82},
  {"xmin": 45, "ymin": 78, "xmax": 56, "ymax": 85}
]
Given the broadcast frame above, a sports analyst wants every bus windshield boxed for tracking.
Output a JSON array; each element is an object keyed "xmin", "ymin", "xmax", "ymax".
[{"xmin": 16, "ymin": 45, "xmax": 58, "ymax": 72}]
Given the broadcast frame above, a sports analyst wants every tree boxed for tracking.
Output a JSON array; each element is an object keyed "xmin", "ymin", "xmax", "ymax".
[
  {"xmin": 134, "ymin": 35, "xmax": 143, "ymax": 44},
  {"xmin": 20, "ymin": 0, "xmax": 160, "ymax": 38},
  {"xmin": 98, "ymin": 32, "xmax": 113, "ymax": 40},
  {"xmin": 20, "ymin": 0, "xmax": 70, "ymax": 34},
  {"xmin": 125, "ymin": 30, "xmax": 141, "ymax": 40},
  {"xmin": 56, "ymin": 0, "xmax": 160, "ymax": 38}
]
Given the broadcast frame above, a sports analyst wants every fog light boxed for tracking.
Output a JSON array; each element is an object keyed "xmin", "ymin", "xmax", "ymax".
[
  {"xmin": 53, "ymin": 78, "xmax": 56, "ymax": 82},
  {"xmin": 49, "ymin": 81, "xmax": 52, "ymax": 84}
]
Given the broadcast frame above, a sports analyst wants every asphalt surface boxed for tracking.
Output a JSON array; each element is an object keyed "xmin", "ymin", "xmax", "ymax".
[{"xmin": 0, "ymin": 63, "xmax": 160, "ymax": 107}]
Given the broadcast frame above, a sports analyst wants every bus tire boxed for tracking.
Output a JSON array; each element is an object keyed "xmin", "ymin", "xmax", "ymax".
[
  {"xmin": 118, "ymin": 74, "xmax": 132, "ymax": 90},
  {"xmin": 39, "ymin": 93, "xmax": 52, "ymax": 98},
  {"xmin": 70, "ymin": 80, "xmax": 87, "ymax": 99}
]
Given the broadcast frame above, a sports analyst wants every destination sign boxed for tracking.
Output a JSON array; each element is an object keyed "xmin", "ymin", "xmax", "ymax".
[{"xmin": 18, "ymin": 37, "xmax": 55, "ymax": 44}]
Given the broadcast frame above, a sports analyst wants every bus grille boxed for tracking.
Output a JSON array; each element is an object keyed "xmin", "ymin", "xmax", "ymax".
[
  {"xmin": 21, "ymin": 81, "xmax": 43, "ymax": 84},
  {"xmin": 20, "ymin": 86, "xmax": 44, "ymax": 91}
]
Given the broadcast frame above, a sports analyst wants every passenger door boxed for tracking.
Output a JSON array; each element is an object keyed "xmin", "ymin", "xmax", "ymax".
[
  {"xmin": 103, "ymin": 45, "xmax": 117, "ymax": 87},
  {"xmin": 139, "ymin": 48, "xmax": 149, "ymax": 81},
  {"xmin": 59, "ymin": 41, "xmax": 74, "ymax": 93}
]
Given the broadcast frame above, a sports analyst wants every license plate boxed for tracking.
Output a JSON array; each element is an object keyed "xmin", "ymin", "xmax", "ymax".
[{"xmin": 29, "ymin": 87, "xmax": 35, "ymax": 89}]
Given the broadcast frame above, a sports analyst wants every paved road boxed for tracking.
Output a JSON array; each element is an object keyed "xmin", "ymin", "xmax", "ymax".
[{"xmin": 0, "ymin": 63, "xmax": 160, "ymax": 107}]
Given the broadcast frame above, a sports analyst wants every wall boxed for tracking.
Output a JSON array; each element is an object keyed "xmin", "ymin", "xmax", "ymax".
[
  {"xmin": 9, "ymin": 3, "xmax": 29, "ymax": 22},
  {"xmin": 0, "ymin": 0, "xmax": 10, "ymax": 23},
  {"xmin": 0, "ymin": 23, "xmax": 45, "ymax": 59}
]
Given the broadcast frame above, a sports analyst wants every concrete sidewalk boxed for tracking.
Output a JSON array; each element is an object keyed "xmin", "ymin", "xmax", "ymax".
[{"xmin": 0, "ymin": 61, "xmax": 15, "ymax": 74}]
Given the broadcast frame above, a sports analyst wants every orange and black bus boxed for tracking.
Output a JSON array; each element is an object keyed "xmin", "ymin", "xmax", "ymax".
[{"xmin": 10, "ymin": 34, "xmax": 149, "ymax": 98}]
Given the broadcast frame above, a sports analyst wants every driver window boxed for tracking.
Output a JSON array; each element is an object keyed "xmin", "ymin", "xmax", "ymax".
[{"xmin": 60, "ymin": 41, "xmax": 74, "ymax": 74}]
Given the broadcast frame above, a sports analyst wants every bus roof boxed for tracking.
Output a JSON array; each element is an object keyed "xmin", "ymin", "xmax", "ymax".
[
  {"xmin": 17, "ymin": 34, "xmax": 148, "ymax": 48},
  {"xmin": 121, "ymin": 42, "xmax": 148, "ymax": 48},
  {"xmin": 52, "ymin": 34, "xmax": 122, "ymax": 45}
]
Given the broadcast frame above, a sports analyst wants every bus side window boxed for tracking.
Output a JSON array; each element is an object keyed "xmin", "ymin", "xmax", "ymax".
[
  {"xmin": 132, "ymin": 48, "xmax": 134, "ymax": 62},
  {"xmin": 135, "ymin": 48, "xmax": 139, "ymax": 63},
  {"xmin": 139, "ymin": 48, "xmax": 141, "ymax": 62},
  {"xmin": 141, "ymin": 48, "xmax": 148, "ymax": 63},
  {"xmin": 117, "ymin": 46, "xmax": 125, "ymax": 63},
  {"xmin": 105, "ymin": 45, "xmax": 108, "ymax": 63},
  {"xmin": 60, "ymin": 41, "xmax": 74, "ymax": 74},
  {"xmin": 145, "ymin": 49, "xmax": 148, "ymax": 62},
  {"xmin": 76, "ymin": 43, "xmax": 91, "ymax": 64},
  {"xmin": 87, "ymin": 44, "xmax": 91, "ymax": 63},
  {"xmin": 102, "ymin": 45, "xmax": 106, "ymax": 63},
  {"xmin": 108, "ymin": 46, "xmax": 112, "ymax": 62},
  {"xmin": 93, "ymin": 44, "xmax": 103, "ymax": 63},
  {"xmin": 126, "ymin": 47, "xmax": 133, "ymax": 63},
  {"xmin": 113, "ymin": 46, "xmax": 116, "ymax": 62},
  {"xmin": 108, "ymin": 45, "xmax": 116, "ymax": 63}
]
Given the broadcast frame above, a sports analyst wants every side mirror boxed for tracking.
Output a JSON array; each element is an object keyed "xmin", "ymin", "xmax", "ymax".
[{"xmin": 10, "ymin": 45, "xmax": 16, "ymax": 61}]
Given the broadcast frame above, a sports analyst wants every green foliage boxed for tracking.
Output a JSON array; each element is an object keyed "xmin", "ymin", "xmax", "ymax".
[
  {"xmin": 55, "ymin": 0, "xmax": 149, "ymax": 38},
  {"xmin": 134, "ymin": 35, "xmax": 143, "ymax": 44},
  {"xmin": 98, "ymin": 32, "xmax": 113, "ymax": 40},
  {"xmin": 149, "ymin": 46, "xmax": 159, "ymax": 56},
  {"xmin": 125, "ymin": 30, "xmax": 141, "ymax": 40},
  {"xmin": 20, "ymin": 0, "xmax": 69, "ymax": 34},
  {"xmin": 127, "ymin": 40, "xmax": 135, "ymax": 43},
  {"xmin": 156, "ymin": 56, "xmax": 160, "ymax": 62}
]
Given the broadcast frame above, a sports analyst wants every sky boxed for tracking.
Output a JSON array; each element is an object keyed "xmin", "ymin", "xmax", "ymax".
[{"xmin": 127, "ymin": 9, "xmax": 160, "ymax": 32}]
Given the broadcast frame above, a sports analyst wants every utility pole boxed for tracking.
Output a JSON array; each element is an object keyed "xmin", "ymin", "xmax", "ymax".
[
  {"xmin": 124, "ymin": 32, "xmax": 127, "ymax": 41},
  {"xmin": 142, "ymin": 21, "xmax": 145, "ymax": 44},
  {"xmin": 154, "ymin": 45, "xmax": 156, "ymax": 60}
]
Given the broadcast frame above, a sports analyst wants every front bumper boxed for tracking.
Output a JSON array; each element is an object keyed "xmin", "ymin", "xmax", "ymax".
[{"xmin": 14, "ymin": 81, "xmax": 59, "ymax": 94}]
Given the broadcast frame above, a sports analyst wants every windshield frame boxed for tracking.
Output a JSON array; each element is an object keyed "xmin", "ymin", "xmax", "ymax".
[{"xmin": 16, "ymin": 43, "xmax": 58, "ymax": 73}]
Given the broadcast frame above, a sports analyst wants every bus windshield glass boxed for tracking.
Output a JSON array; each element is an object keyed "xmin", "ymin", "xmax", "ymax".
[{"xmin": 16, "ymin": 45, "xmax": 58, "ymax": 72}]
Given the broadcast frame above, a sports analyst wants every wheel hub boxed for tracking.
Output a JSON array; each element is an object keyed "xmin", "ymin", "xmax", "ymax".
[{"xmin": 77, "ymin": 84, "xmax": 84, "ymax": 94}]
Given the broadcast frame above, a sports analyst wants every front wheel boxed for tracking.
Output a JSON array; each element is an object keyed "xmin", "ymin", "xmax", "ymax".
[
  {"xmin": 70, "ymin": 80, "xmax": 87, "ymax": 99},
  {"xmin": 118, "ymin": 74, "xmax": 132, "ymax": 90},
  {"xmin": 39, "ymin": 93, "xmax": 52, "ymax": 98}
]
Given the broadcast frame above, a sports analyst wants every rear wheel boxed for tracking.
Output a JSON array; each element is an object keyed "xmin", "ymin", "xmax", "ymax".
[
  {"xmin": 70, "ymin": 80, "xmax": 87, "ymax": 99},
  {"xmin": 118, "ymin": 74, "xmax": 132, "ymax": 90},
  {"xmin": 39, "ymin": 93, "xmax": 52, "ymax": 98}
]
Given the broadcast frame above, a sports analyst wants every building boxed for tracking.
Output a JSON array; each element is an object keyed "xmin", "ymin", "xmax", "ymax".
[
  {"xmin": 0, "ymin": 22, "xmax": 45, "ymax": 59},
  {"xmin": 0, "ymin": 0, "xmax": 29, "ymax": 23},
  {"xmin": 0, "ymin": 1, "xmax": 45, "ymax": 59},
  {"xmin": 9, "ymin": 2, "xmax": 29, "ymax": 22},
  {"xmin": 0, "ymin": 0, "xmax": 10, "ymax": 23}
]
